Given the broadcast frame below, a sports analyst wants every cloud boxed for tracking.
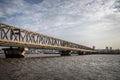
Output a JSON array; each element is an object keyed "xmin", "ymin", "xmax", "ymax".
[{"xmin": 0, "ymin": 0, "xmax": 120, "ymax": 49}]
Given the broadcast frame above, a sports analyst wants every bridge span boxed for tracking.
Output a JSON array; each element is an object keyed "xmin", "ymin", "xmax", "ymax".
[{"xmin": 0, "ymin": 23, "xmax": 95, "ymax": 58}]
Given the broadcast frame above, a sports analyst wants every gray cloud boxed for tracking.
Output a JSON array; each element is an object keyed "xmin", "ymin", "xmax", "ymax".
[
  {"xmin": 113, "ymin": 0, "xmax": 120, "ymax": 12},
  {"xmin": 0, "ymin": 0, "xmax": 120, "ymax": 49}
]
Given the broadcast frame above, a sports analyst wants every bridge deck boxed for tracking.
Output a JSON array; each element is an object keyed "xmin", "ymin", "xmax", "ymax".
[{"xmin": 0, "ymin": 23, "xmax": 94, "ymax": 52}]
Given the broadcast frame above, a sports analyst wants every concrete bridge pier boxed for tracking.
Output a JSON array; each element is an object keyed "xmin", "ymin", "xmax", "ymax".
[
  {"xmin": 60, "ymin": 50, "xmax": 72, "ymax": 56},
  {"xmin": 78, "ymin": 51, "xmax": 86, "ymax": 55},
  {"xmin": 2, "ymin": 47, "xmax": 28, "ymax": 58}
]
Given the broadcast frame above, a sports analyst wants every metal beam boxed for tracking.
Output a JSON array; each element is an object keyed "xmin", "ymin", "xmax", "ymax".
[{"xmin": 0, "ymin": 23, "xmax": 94, "ymax": 52}]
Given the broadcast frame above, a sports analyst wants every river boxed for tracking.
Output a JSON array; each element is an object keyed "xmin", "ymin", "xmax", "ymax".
[{"xmin": 0, "ymin": 54, "xmax": 120, "ymax": 80}]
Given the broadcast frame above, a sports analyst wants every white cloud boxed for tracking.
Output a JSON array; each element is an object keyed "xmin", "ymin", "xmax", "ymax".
[{"xmin": 0, "ymin": 0, "xmax": 120, "ymax": 49}]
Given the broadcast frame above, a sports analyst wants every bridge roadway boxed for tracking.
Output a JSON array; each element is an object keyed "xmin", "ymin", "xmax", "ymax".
[{"xmin": 0, "ymin": 23, "xmax": 95, "ymax": 58}]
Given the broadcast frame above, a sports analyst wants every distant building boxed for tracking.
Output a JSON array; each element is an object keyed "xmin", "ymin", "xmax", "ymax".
[
  {"xmin": 95, "ymin": 46, "xmax": 120, "ymax": 54},
  {"xmin": 92, "ymin": 46, "xmax": 95, "ymax": 50},
  {"xmin": 110, "ymin": 47, "xmax": 112, "ymax": 50},
  {"xmin": 106, "ymin": 47, "xmax": 108, "ymax": 50}
]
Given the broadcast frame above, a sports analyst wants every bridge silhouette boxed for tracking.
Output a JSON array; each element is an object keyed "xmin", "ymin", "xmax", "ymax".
[{"xmin": 0, "ymin": 23, "xmax": 95, "ymax": 58}]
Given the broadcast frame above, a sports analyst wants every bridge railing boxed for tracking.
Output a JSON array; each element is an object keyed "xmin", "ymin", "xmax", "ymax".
[{"xmin": 0, "ymin": 23, "xmax": 93, "ymax": 51}]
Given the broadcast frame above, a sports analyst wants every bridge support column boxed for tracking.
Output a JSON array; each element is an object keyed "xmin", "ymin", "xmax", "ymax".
[
  {"xmin": 3, "ymin": 47, "xmax": 28, "ymax": 58},
  {"xmin": 78, "ymin": 51, "xmax": 86, "ymax": 55},
  {"xmin": 60, "ymin": 50, "xmax": 71, "ymax": 56}
]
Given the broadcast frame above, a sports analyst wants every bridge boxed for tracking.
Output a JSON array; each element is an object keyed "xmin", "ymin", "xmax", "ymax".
[{"xmin": 0, "ymin": 23, "xmax": 95, "ymax": 58}]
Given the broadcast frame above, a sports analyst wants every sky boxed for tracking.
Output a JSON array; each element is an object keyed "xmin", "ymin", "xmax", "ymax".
[{"xmin": 0, "ymin": 0, "xmax": 120, "ymax": 49}]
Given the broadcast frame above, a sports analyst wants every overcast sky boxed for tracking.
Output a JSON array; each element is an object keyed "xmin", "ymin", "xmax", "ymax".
[{"xmin": 0, "ymin": 0, "xmax": 120, "ymax": 49}]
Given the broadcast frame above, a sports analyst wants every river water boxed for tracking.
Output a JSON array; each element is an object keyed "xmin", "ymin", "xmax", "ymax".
[{"xmin": 0, "ymin": 54, "xmax": 120, "ymax": 80}]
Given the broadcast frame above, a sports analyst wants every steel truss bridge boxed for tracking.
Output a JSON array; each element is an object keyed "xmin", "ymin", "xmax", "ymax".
[{"xmin": 0, "ymin": 23, "xmax": 95, "ymax": 58}]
